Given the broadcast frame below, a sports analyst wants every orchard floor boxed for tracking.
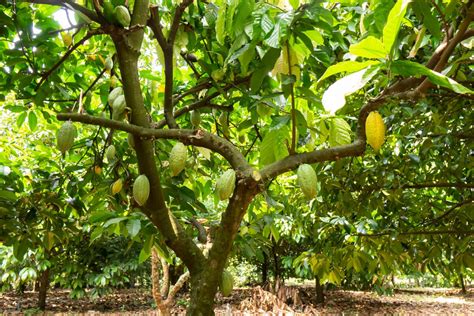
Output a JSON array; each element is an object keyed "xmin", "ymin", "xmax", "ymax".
[{"xmin": 1, "ymin": 286, "xmax": 473, "ymax": 315}]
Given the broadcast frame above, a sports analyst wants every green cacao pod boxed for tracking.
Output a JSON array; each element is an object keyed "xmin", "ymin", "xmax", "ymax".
[
  {"xmin": 102, "ymin": 1, "xmax": 116, "ymax": 24},
  {"xmin": 108, "ymin": 87, "xmax": 123, "ymax": 106},
  {"xmin": 105, "ymin": 57, "xmax": 113, "ymax": 71},
  {"xmin": 105, "ymin": 144, "xmax": 116, "ymax": 162},
  {"xmin": 133, "ymin": 174, "xmax": 150, "ymax": 206},
  {"xmin": 112, "ymin": 95, "xmax": 126, "ymax": 120},
  {"xmin": 57, "ymin": 121, "xmax": 77, "ymax": 153},
  {"xmin": 297, "ymin": 164, "xmax": 317, "ymax": 199},
  {"xmin": 365, "ymin": 111, "xmax": 385, "ymax": 151},
  {"xmin": 218, "ymin": 112, "xmax": 227, "ymax": 126},
  {"xmin": 190, "ymin": 110, "xmax": 201, "ymax": 127},
  {"xmin": 128, "ymin": 133, "xmax": 135, "ymax": 149},
  {"xmin": 114, "ymin": 5, "xmax": 131, "ymax": 28},
  {"xmin": 219, "ymin": 270, "xmax": 234, "ymax": 297},
  {"xmin": 216, "ymin": 169, "xmax": 236, "ymax": 200},
  {"xmin": 169, "ymin": 142, "xmax": 187, "ymax": 176}
]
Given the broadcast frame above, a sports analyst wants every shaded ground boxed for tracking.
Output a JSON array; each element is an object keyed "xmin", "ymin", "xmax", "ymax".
[{"xmin": 1, "ymin": 286, "xmax": 472, "ymax": 315}]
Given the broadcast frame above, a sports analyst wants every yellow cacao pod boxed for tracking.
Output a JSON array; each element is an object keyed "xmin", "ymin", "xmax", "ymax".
[
  {"xmin": 57, "ymin": 121, "xmax": 77, "ymax": 153},
  {"xmin": 169, "ymin": 142, "xmax": 187, "ymax": 176},
  {"xmin": 219, "ymin": 270, "xmax": 234, "ymax": 297},
  {"xmin": 365, "ymin": 111, "xmax": 385, "ymax": 151},
  {"xmin": 111, "ymin": 178, "xmax": 123, "ymax": 195},
  {"xmin": 133, "ymin": 174, "xmax": 150, "ymax": 206},
  {"xmin": 105, "ymin": 144, "xmax": 116, "ymax": 162},
  {"xmin": 297, "ymin": 164, "xmax": 317, "ymax": 199},
  {"xmin": 61, "ymin": 32, "xmax": 72, "ymax": 46},
  {"xmin": 216, "ymin": 169, "xmax": 236, "ymax": 200}
]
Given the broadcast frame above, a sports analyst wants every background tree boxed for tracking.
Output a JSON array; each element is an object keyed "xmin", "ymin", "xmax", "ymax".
[{"xmin": 1, "ymin": 0, "xmax": 472, "ymax": 314}]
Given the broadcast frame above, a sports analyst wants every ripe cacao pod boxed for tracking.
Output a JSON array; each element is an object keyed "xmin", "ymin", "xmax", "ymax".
[
  {"xmin": 61, "ymin": 32, "xmax": 72, "ymax": 46},
  {"xmin": 94, "ymin": 165, "xmax": 102, "ymax": 175},
  {"xmin": 105, "ymin": 144, "xmax": 116, "ymax": 162},
  {"xmin": 57, "ymin": 121, "xmax": 77, "ymax": 153},
  {"xmin": 111, "ymin": 178, "xmax": 123, "ymax": 195},
  {"xmin": 365, "ymin": 111, "xmax": 385, "ymax": 151},
  {"xmin": 216, "ymin": 169, "xmax": 236, "ymax": 200},
  {"xmin": 114, "ymin": 5, "xmax": 131, "ymax": 28},
  {"xmin": 133, "ymin": 174, "xmax": 150, "ymax": 206},
  {"xmin": 190, "ymin": 110, "xmax": 201, "ymax": 127},
  {"xmin": 297, "ymin": 164, "xmax": 317, "ymax": 199},
  {"xmin": 108, "ymin": 87, "xmax": 123, "ymax": 106},
  {"xmin": 169, "ymin": 142, "xmax": 187, "ymax": 176},
  {"xmin": 219, "ymin": 270, "xmax": 234, "ymax": 297},
  {"xmin": 105, "ymin": 56, "xmax": 113, "ymax": 71}
]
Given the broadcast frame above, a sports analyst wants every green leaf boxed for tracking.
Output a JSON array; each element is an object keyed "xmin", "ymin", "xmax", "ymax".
[
  {"xmin": 28, "ymin": 111, "xmax": 37, "ymax": 131},
  {"xmin": 391, "ymin": 60, "xmax": 473, "ymax": 94},
  {"xmin": 215, "ymin": 2, "xmax": 227, "ymax": 45},
  {"xmin": 16, "ymin": 112, "xmax": 27, "ymax": 128},
  {"xmin": 329, "ymin": 118, "xmax": 352, "ymax": 147},
  {"xmin": 382, "ymin": 0, "xmax": 411, "ymax": 55},
  {"xmin": 322, "ymin": 65, "xmax": 381, "ymax": 113},
  {"xmin": 126, "ymin": 219, "xmax": 141, "ymax": 238},
  {"xmin": 139, "ymin": 234, "xmax": 154, "ymax": 264},
  {"xmin": 260, "ymin": 128, "xmax": 290, "ymax": 166},
  {"xmin": 349, "ymin": 36, "xmax": 386, "ymax": 59},
  {"xmin": 0, "ymin": 190, "xmax": 17, "ymax": 201},
  {"xmin": 318, "ymin": 60, "xmax": 381, "ymax": 84}
]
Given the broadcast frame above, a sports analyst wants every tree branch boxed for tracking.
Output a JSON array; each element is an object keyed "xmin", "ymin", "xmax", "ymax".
[
  {"xmin": 356, "ymin": 230, "xmax": 474, "ymax": 237},
  {"xmin": 56, "ymin": 113, "xmax": 252, "ymax": 173},
  {"xmin": 36, "ymin": 30, "xmax": 103, "ymax": 91},
  {"xmin": 168, "ymin": 0, "xmax": 194, "ymax": 45},
  {"xmin": 27, "ymin": 0, "xmax": 100, "ymax": 23},
  {"xmin": 260, "ymin": 89, "xmax": 421, "ymax": 181},
  {"xmin": 416, "ymin": 5, "xmax": 474, "ymax": 93}
]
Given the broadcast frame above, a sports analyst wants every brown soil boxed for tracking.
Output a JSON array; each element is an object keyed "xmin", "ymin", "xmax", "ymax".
[{"xmin": 0, "ymin": 286, "xmax": 472, "ymax": 315}]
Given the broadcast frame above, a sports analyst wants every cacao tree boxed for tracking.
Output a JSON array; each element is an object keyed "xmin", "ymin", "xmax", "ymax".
[{"xmin": 1, "ymin": 0, "xmax": 473, "ymax": 314}]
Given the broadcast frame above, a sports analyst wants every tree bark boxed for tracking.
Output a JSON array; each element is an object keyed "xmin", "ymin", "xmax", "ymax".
[
  {"xmin": 262, "ymin": 252, "xmax": 268, "ymax": 284},
  {"xmin": 314, "ymin": 276, "xmax": 324, "ymax": 305},
  {"xmin": 37, "ymin": 268, "xmax": 50, "ymax": 310},
  {"xmin": 459, "ymin": 273, "xmax": 466, "ymax": 294}
]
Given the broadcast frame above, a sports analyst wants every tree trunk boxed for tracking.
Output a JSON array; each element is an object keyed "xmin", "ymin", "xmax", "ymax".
[
  {"xmin": 186, "ymin": 271, "xmax": 220, "ymax": 315},
  {"xmin": 37, "ymin": 268, "xmax": 50, "ymax": 310},
  {"xmin": 314, "ymin": 276, "xmax": 324, "ymax": 305},
  {"xmin": 459, "ymin": 273, "xmax": 466, "ymax": 294},
  {"xmin": 261, "ymin": 252, "xmax": 268, "ymax": 284}
]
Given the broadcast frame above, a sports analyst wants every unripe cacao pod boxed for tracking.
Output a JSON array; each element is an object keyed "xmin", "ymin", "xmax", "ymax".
[
  {"xmin": 114, "ymin": 5, "xmax": 131, "ymax": 28},
  {"xmin": 133, "ymin": 174, "xmax": 150, "ymax": 206},
  {"xmin": 57, "ymin": 121, "xmax": 77, "ymax": 153},
  {"xmin": 219, "ymin": 270, "xmax": 234, "ymax": 297},
  {"xmin": 105, "ymin": 144, "xmax": 116, "ymax": 162},
  {"xmin": 112, "ymin": 95, "xmax": 126, "ymax": 120},
  {"xmin": 216, "ymin": 169, "xmax": 236, "ymax": 200},
  {"xmin": 169, "ymin": 142, "xmax": 187, "ymax": 176},
  {"xmin": 365, "ymin": 111, "xmax": 385, "ymax": 151},
  {"xmin": 108, "ymin": 87, "xmax": 123, "ymax": 106},
  {"xmin": 111, "ymin": 178, "xmax": 123, "ymax": 195},
  {"xmin": 128, "ymin": 134, "xmax": 135, "ymax": 149},
  {"xmin": 103, "ymin": 1, "xmax": 115, "ymax": 24},
  {"xmin": 190, "ymin": 110, "xmax": 201, "ymax": 127},
  {"xmin": 105, "ymin": 57, "xmax": 113, "ymax": 71},
  {"xmin": 297, "ymin": 164, "xmax": 317, "ymax": 199},
  {"xmin": 211, "ymin": 69, "xmax": 225, "ymax": 81},
  {"xmin": 218, "ymin": 112, "xmax": 227, "ymax": 126}
]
